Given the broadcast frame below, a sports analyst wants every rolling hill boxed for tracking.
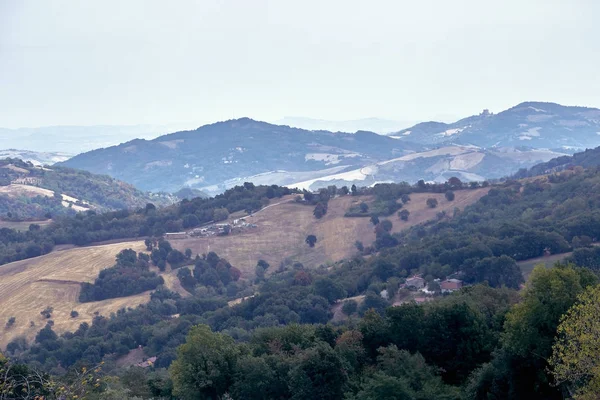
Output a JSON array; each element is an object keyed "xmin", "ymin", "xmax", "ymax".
[
  {"xmin": 389, "ymin": 102, "xmax": 600, "ymax": 149},
  {"xmin": 0, "ymin": 158, "xmax": 173, "ymax": 220},
  {"xmin": 60, "ymin": 107, "xmax": 588, "ymax": 194},
  {"xmin": 0, "ymin": 187, "xmax": 489, "ymax": 349},
  {"xmin": 61, "ymin": 118, "xmax": 419, "ymax": 194}
]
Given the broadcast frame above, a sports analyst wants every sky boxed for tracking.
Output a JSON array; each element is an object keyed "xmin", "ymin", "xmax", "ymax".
[{"xmin": 1, "ymin": 0, "xmax": 600, "ymax": 129}]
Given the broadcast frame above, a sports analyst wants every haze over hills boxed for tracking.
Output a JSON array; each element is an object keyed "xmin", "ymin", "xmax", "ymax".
[
  {"xmin": 59, "ymin": 102, "xmax": 599, "ymax": 195},
  {"xmin": 389, "ymin": 101, "xmax": 600, "ymax": 149},
  {"xmin": 0, "ymin": 123, "xmax": 194, "ymax": 154},
  {"xmin": 275, "ymin": 116, "xmax": 420, "ymax": 134},
  {"xmin": 0, "ymin": 158, "xmax": 174, "ymax": 220}
]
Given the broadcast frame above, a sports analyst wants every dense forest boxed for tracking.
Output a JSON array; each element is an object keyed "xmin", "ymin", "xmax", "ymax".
[{"xmin": 3, "ymin": 168, "xmax": 600, "ymax": 398}]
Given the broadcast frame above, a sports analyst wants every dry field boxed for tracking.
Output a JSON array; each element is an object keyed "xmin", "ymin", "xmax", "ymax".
[
  {"xmin": 0, "ymin": 241, "xmax": 184, "ymax": 349},
  {"xmin": 172, "ymin": 188, "xmax": 490, "ymax": 278}
]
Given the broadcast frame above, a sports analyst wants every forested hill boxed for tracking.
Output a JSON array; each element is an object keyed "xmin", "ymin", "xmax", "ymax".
[
  {"xmin": 514, "ymin": 145, "xmax": 600, "ymax": 178},
  {"xmin": 0, "ymin": 158, "xmax": 173, "ymax": 220},
  {"xmin": 60, "ymin": 118, "xmax": 420, "ymax": 193}
]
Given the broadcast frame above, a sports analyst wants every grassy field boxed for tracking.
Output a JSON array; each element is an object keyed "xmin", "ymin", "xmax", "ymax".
[
  {"xmin": 516, "ymin": 251, "xmax": 581, "ymax": 281},
  {"xmin": 172, "ymin": 188, "xmax": 490, "ymax": 277},
  {"xmin": 0, "ymin": 241, "xmax": 186, "ymax": 349}
]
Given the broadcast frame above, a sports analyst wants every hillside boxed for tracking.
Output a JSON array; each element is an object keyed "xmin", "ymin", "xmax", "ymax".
[
  {"xmin": 514, "ymin": 145, "xmax": 600, "ymax": 178},
  {"xmin": 61, "ymin": 118, "xmax": 419, "ymax": 194},
  {"xmin": 0, "ymin": 240, "xmax": 189, "ymax": 348},
  {"xmin": 390, "ymin": 102, "xmax": 600, "ymax": 149},
  {"xmin": 0, "ymin": 187, "xmax": 489, "ymax": 349},
  {"xmin": 0, "ymin": 158, "xmax": 173, "ymax": 220},
  {"xmin": 169, "ymin": 188, "xmax": 490, "ymax": 274},
  {"xmin": 61, "ymin": 114, "xmax": 577, "ymax": 194}
]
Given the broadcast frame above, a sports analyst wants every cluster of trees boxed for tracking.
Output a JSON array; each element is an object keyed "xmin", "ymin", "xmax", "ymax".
[
  {"xmin": 79, "ymin": 249, "xmax": 164, "ymax": 302},
  {"xmin": 177, "ymin": 252, "xmax": 242, "ymax": 296}
]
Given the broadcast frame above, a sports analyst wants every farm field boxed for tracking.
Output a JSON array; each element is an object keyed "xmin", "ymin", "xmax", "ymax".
[
  {"xmin": 0, "ymin": 240, "xmax": 184, "ymax": 349},
  {"xmin": 171, "ymin": 188, "xmax": 490, "ymax": 277}
]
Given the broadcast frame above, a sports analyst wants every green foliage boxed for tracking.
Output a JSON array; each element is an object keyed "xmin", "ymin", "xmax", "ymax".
[
  {"xmin": 170, "ymin": 324, "xmax": 242, "ymax": 399},
  {"xmin": 550, "ymin": 285, "xmax": 600, "ymax": 399}
]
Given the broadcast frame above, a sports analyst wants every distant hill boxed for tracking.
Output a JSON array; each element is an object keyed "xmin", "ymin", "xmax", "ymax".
[
  {"xmin": 61, "ymin": 118, "xmax": 420, "ymax": 193},
  {"xmin": 0, "ymin": 158, "xmax": 173, "ymax": 220},
  {"xmin": 0, "ymin": 149, "xmax": 72, "ymax": 165},
  {"xmin": 275, "ymin": 116, "xmax": 418, "ymax": 134},
  {"xmin": 389, "ymin": 102, "xmax": 600, "ymax": 149},
  {"xmin": 0, "ymin": 124, "xmax": 193, "ymax": 154},
  {"xmin": 514, "ymin": 145, "xmax": 600, "ymax": 178}
]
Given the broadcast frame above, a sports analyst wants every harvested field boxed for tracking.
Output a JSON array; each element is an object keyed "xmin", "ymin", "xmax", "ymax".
[
  {"xmin": 172, "ymin": 188, "xmax": 490, "ymax": 278},
  {"xmin": 0, "ymin": 241, "xmax": 183, "ymax": 349}
]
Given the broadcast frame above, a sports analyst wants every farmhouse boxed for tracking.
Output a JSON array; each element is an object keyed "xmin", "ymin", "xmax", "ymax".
[
  {"xmin": 406, "ymin": 276, "xmax": 426, "ymax": 289},
  {"xmin": 440, "ymin": 278, "xmax": 463, "ymax": 293}
]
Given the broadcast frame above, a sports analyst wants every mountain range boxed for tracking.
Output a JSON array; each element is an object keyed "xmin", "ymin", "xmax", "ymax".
[
  {"xmin": 55, "ymin": 102, "xmax": 600, "ymax": 194},
  {"xmin": 389, "ymin": 102, "xmax": 600, "ymax": 149}
]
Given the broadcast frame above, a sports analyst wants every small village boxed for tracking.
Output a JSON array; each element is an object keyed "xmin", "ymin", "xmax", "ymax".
[{"xmin": 165, "ymin": 217, "xmax": 258, "ymax": 240}]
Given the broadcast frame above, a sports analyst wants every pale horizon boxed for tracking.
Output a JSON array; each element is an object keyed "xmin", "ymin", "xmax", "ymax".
[{"xmin": 2, "ymin": 0, "xmax": 600, "ymax": 129}]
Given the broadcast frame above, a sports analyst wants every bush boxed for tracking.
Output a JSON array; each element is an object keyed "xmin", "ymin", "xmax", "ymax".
[
  {"xmin": 426, "ymin": 198, "xmax": 438, "ymax": 208},
  {"xmin": 70, "ymin": 310, "xmax": 79, "ymax": 318},
  {"xmin": 445, "ymin": 191, "xmax": 455, "ymax": 201},
  {"xmin": 342, "ymin": 300, "xmax": 358, "ymax": 316}
]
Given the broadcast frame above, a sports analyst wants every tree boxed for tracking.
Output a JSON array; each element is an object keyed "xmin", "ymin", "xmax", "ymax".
[
  {"xmin": 359, "ymin": 202, "xmax": 369, "ymax": 213},
  {"xmin": 398, "ymin": 209, "xmax": 410, "ymax": 221},
  {"xmin": 550, "ymin": 285, "xmax": 600, "ymax": 398},
  {"xmin": 426, "ymin": 198, "xmax": 438, "ymax": 208},
  {"xmin": 400, "ymin": 194, "xmax": 411, "ymax": 204},
  {"xmin": 70, "ymin": 310, "xmax": 79, "ymax": 318},
  {"xmin": 370, "ymin": 215, "xmax": 380, "ymax": 226},
  {"xmin": 288, "ymin": 343, "xmax": 348, "ymax": 400},
  {"xmin": 169, "ymin": 324, "xmax": 241, "ymax": 400},
  {"xmin": 342, "ymin": 300, "xmax": 358, "ymax": 316},
  {"xmin": 468, "ymin": 264, "xmax": 599, "ymax": 399},
  {"xmin": 314, "ymin": 202, "xmax": 327, "ymax": 219},
  {"xmin": 213, "ymin": 207, "xmax": 229, "ymax": 222},
  {"xmin": 380, "ymin": 220, "xmax": 393, "ymax": 233},
  {"xmin": 313, "ymin": 278, "xmax": 346, "ymax": 304},
  {"xmin": 351, "ymin": 184, "xmax": 358, "ymax": 196},
  {"xmin": 355, "ymin": 241, "xmax": 364, "ymax": 252},
  {"xmin": 5, "ymin": 316, "xmax": 15, "ymax": 329},
  {"xmin": 448, "ymin": 177, "xmax": 462, "ymax": 188},
  {"xmin": 445, "ymin": 190, "xmax": 455, "ymax": 201},
  {"xmin": 40, "ymin": 306, "xmax": 53, "ymax": 319},
  {"xmin": 306, "ymin": 235, "xmax": 317, "ymax": 248}
]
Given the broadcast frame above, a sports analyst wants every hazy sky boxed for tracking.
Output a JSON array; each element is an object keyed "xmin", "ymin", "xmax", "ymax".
[{"xmin": 1, "ymin": 0, "xmax": 599, "ymax": 128}]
